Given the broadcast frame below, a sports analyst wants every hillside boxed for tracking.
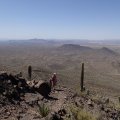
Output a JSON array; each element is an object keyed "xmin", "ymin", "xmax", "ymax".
[
  {"xmin": 58, "ymin": 44, "xmax": 92, "ymax": 51},
  {"xmin": 58, "ymin": 44, "xmax": 118, "ymax": 56},
  {"xmin": 0, "ymin": 72, "xmax": 120, "ymax": 120},
  {"xmin": 0, "ymin": 41, "xmax": 120, "ymax": 119},
  {"xmin": 0, "ymin": 42, "xmax": 120, "ymax": 101}
]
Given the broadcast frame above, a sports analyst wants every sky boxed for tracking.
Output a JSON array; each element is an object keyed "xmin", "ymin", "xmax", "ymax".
[{"xmin": 0, "ymin": 0, "xmax": 120, "ymax": 40}]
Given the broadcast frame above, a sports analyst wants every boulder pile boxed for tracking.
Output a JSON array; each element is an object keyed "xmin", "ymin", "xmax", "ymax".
[
  {"xmin": 0, "ymin": 72, "xmax": 30, "ymax": 105},
  {"xmin": 0, "ymin": 72, "xmax": 51, "ymax": 105}
]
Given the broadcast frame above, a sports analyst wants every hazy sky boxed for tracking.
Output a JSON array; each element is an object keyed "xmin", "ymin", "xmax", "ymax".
[{"xmin": 0, "ymin": 0, "xmax": 120, "ymax": 40}]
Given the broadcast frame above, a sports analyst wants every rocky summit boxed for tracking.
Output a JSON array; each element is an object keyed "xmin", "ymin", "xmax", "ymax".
[{"xmin": 0, "ymin": 72, "xmax": 120, "ymax": 120}]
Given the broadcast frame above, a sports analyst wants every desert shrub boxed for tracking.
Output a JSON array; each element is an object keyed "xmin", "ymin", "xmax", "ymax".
[
  {"xmin": 77, "ymin": 110, "xmax": 96, "ymax": 120},
  {"xmin": 70, "ymin": 105, "xmax": 96, "ymax": 120},
  {"xmin": 96, "ymin": 113, "xmax": 104, "ymax": 120},
  {"xmin": 112, "ymin": 102, "xmax": 120, "ymax": 110},
  {"xmin": 73, "ymin": 90, "xmax": 87, "ymax": 98},
  {"xmin": 38, "ymin": 104, "xmax": 50, "ymax": 117},
  {"xmin": 91, "ymin": 96, "xmax": 102, "ymax": 105}
]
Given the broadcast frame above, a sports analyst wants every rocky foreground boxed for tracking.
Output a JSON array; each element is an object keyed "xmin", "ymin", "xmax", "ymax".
[{"xmin": 0, "ymin": 72, "xmax": 120, "ymax": 120}]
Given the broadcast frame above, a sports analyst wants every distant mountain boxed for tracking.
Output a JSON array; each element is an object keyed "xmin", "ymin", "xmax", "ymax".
[
  {"xmin": 2, "ymin": 39, "xmax": 120, "ymax": 46},
  {"xmin": 98, "ymin": 47, "xmax": 118, "ymax": 56},
  {"xmin": 28, "ymin": 39, "xmax": 56, "ymax": 44},
  {"xmin": 58, "ymin": 44, "xmax": 92, "ymax": 51},
  {"xmin": 0, "ymin": 39, "xmax": 58, "ymax": 47},
  {"xmin": 58, "ymin": 44, "xmax": 118, "ymax": 57}
]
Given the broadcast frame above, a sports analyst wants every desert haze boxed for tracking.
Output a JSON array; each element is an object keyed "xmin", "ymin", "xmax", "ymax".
[
  {"xmin": 1, "ymin": 39, "xmax": 120, "ymax": 92},
  {"xmin": 1, "ymin": 39, "xmax": 120, "ymax": 120}
]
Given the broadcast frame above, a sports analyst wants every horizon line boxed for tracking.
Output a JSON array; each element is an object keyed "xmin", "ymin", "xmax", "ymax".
[{"xmin": 0, "ymin": 38, "xmax": 120, "ymax": 41}]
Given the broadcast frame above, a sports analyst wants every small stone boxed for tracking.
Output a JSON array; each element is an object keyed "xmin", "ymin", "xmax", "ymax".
[
  {"xmin": 58, "ymin": 109, "xmax": 67, "ymax": 116},
  {"xmin": 100, "ymin": 104, "xmax": 105, "ymax": 111},
  {"xmin": 4, "ymin": 116, "xmax": 9, "ymax": 119},
  {"xmin": 3, "ymin": 92, "xmax": 6, "ymax": 95},
  {"xmin": 105, "ymin": 108, "xmax": 111, "ymax": 113},
  {"xmin": 7, "ymin": 80, "xmax": 11, "ymax": 84},
  {"xmin": 87, "ymin": 99, "xmax": 94, "ymax": 107},
  {"xmin": 6, "ymin": 111, "xmax": 11, "ymax": 116},
  {"xmin": 11, "ymin": 107, "xmax": 15, "ymax": 110},
  {"xmin": 105, "ymin": 98, "xmax": 109, "ymax": 104},
  {"xmin": 4, "ymin": 109, "xmax": 8, "ymax": 112},
  {"xmin": 64, "ymin": 96, "xmax": 67, "ymax": 99},
  {"xmin": 52, "ymin": 113, "xmax": 61, "ymax": 120},
  {"xmin": 86, "ymin": 90, "xmax": 90, "ymax": 95},
  {"xmin": 33, "ymin": 115, "xmax": 40, "ymax": 119}
]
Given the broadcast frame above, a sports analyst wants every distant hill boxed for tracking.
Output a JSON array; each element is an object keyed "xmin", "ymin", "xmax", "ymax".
[
  {"xmin": 57, "ymin": 44, "xmax": 118, "ymax": 57},
  {"xmin": 2, "ymin": 39, "xmax": 120, "ymax": 47},
  {"xmin": 0, "ymin": 39, "xmax": 60, "ymax": 48},
  {"xmin": 98, "ymin": 47, "xmax": 118, "ymax": 56},
  {"xmin": 58, "ymin": 44, "xmax": 92, "ymax": 51}
]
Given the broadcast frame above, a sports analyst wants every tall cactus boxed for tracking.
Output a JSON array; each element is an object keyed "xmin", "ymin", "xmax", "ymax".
[
  {"xmin": 118, "ymin": 97, "xmax": 120, "ymax": 103},
  {"xmin": 28, "ymin": 65, "xmax": 32, "ymax": 80},
  {"xmin": 81, "ymin": 63, "xmax": 84, "ymax": 92}
]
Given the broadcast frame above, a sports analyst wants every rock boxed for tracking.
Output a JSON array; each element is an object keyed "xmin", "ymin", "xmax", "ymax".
[
  {"xmin": 72, "ymin": 93, "xmax": 78, "ymax": 98},
  {"xmin": 35, "ymin": 82, "xmax": 51, "ymax": 97},
  {"xmin": 27, "ymin": 80, "xmax": 51, "ymax": 97},
  {"xmin": 40, "ymin": 118, "xmax": 46, "ymax": 120},
  {"xmin": 7, "ymin": 80, "xmax": 11, "ymax": 84},
  {"xmin": 0, "ymin": 73, "xmax": 30, "ymax": 104},
  {"xmin": 0, "ymin": 71, "xmax": 7, "ymax": 75},
  {"xmin": 52, "ymin": 113, "xmax": 62, "ymax": 120},
  {"xmin": 17, "ymin": 115, "xmax": 22, "ymax": 120},
  {"xmin": 75, "ymin": 98, "xmax": 82, "ymax": 107},
  {"xmin": 100, "ymin": 104, "xmax": 105, "ymax": 111},
  {"xmin": 6, "ymin": 111, "xmax": 11, "ymax": 116},
  {"xmin": 11, "ymin": 107, "xmax": 15, "ymax": 110},
  {"xmin": 105, "ymin": 108, "xmax": 111, "ymax": 113},
  {"xmin": 33, "ymin": 115, "xmax": 40, "ymax": 119},
  {"xmin": 4, "ymin": 116, "xmax": 9, "ymax": 119},
  {"xmin": 87, "ymin": 99, "xmax": 94, "ymax": 107},
  {"xmin": 58, "ymin": 109, "xmax": 67, "ymax": 116},
  {"xmin": 86, "ymin": 90, "xmax": 90, "ymax": 95},
  {"xmin": 105, "ymin": 98, "xmax": 109, "ymax": 104}
]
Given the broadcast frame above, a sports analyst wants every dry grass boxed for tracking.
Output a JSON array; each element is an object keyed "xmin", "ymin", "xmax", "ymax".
[
  {"xmin": 38, "ymin": 104, "xmax": 50, "ymax": 117},
  {"xmin": 70, "ymin": 105, "xmax": 96, "ymax": 120}
]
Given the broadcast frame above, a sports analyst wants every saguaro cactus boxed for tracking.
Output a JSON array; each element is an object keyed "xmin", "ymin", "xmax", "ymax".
[
  {"xmin": 118, "ymin": 97, "xmax": 120, "ymax": 103},
  {"xmin": 28, "ymin": 65, "xmax": 32, "ymax": 80},
  {"xmin": 81, "ymin": 63, "xmax": 84, "ymax": 92}
]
